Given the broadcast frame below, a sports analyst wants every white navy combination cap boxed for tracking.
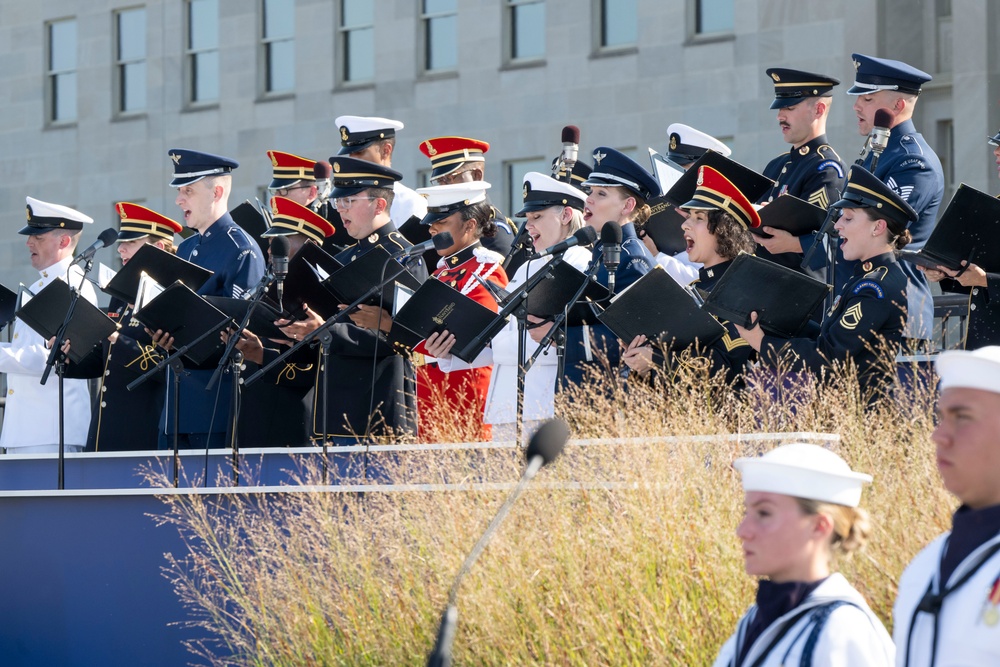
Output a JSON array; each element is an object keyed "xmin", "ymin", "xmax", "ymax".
[
  {"xmin": 734, "ymin": 443, "xmax": 873, "ymax": 507},
  {"xmin": 666, "ymin": 124, "xmax": 732, "ymax": 164},
  {"xmin": 936, "ymin": 346, "xmax": 1000, "ymax": 394},
  {"xmin": 517, "ymin": 172, "xmax": 586, "ymax": 217},
  {"xmin": 21, "ymin": 196, "xmax": 93, "ymax": 235},
  {"xmin": 417, "ymin": 181, "xmax": 491, "ymax": 226},
  {"xmin": 335, "ymin": 115, "xmax": 405, "ymax": 155}
]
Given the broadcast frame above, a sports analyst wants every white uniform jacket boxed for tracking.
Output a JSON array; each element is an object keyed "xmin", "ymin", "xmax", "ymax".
[
  {"xmin": 391, "ymin": 181, "xmax": 428, "ymax": 228},
  {"xmin": 0, "ymin": 257, "xmax": 97, "ymax": 450},
  {"xmin": 436, "ymin": 247, "xmax": 591, "ymax": 425},
  {"xmin": 893, "ymin": 531, "xmax": 1000, "ymax": 666},
  {"xmin": 654, "ymin": 250, "xmax": 700, "ymax": 286},
  {"xmin": 713, "ymin": 573, "xmax": 894, "ymax": 667}
]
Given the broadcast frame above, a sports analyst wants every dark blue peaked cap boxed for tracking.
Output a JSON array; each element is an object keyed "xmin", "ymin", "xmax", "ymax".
[
  {"xmin": 832, "ymin": 165, "xmax": 918, "ymax": 228},
  {"xmin": 847, "ymin": 54, "xmax": 931, "ymax": 96},
  {"xmin": 583, "ymin": 147, "xmax": 661, "ymax": 200},
  {"xmin": 168, "ymin": 149, "xmax": 239, "ymax": 187}
]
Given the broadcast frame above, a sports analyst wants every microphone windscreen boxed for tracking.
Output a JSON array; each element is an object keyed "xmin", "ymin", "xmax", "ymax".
[
  {"xmin": 98, "ymin": 227, "xmax": 120, "ymax": 247},
  {"xmin": 576, "ymin": 226, "xmax": 598, "ymax": 245},
  {"xmin": 600, "ymin": 220, "xmax": 623, "ymax": 245},
  {"xmin": 561, "ymin": 125, "xmax": 581, "ymax": 144},
  {"xmin": 432, "ymin": 231, "xmax": 454, "ymax": 251},
  {"xmin": 873, "ymin": 109, "xmax": 893, "ymax": 129},
  {"xmin": 270, "ymin": 234, "xmax": 291, "ymax": 259},
  {"xmin": 313, "ymin": 160, "xmax": 332, "ymax": 179},
  {"xmin": 526, "ymin": 418, "xmax": 569, "ymax": 467}
]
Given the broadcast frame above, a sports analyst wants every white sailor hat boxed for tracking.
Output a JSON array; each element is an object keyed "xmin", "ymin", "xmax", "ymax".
[
  {"xmin": 666, "ymin": 124, "xmax": 732, "ymax": 164},
  {"xmin": 734, "ymin": 443, "xmax": 873, "ymax": 507},
  {"xmin": 936, "ymin": 346, "xmax": 1000, "ymax": 394},
  {"xmin": 417, "ymin": 181, "xmax": 491, "ymax": 225},
  {"xmin": 21, "ymin": 197, "xmax": 93, "ymax": 235},
  {"xmin": 517, "ymin": 172, "xmax": 586, "ymax": 217},
  {"xmin": 335, "ymin": 115, "xmax": 405, "ymax": 155}
]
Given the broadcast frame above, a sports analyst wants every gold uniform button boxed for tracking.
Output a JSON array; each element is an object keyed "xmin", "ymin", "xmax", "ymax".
[{"xmin": 7, "ymin": 389, "xmax": 12, "ymax": 396}]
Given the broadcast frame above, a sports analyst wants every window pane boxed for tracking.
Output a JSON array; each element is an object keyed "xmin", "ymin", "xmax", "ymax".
[
  {"xmin": 263, "ymin": 0, "xmax": 294, "ymax": 40},
  {"xmin": 512, "ymin": 3, "xmax": 545, "ymax": 59},
  {"xmin": 345, "ymin": 27, "xmax": 374, "ymax": 81},
  {"xmin": 189, "ymin": 0, "xmax": 219, "ymax": 50},
  {"xmin": 341, "ymin": 0, "xmax": 372, "ymax": 29},
  {"xmin": 117, "ymin": 8, "xmax": 146, "ymax": 60},
  {"xmin": 424, "ymin": 0, "xmax": 456, "ymax": 14},
  {"xmin": 192, "ymin": 50, "xmax": 219, "ymax": 101},
  {"xmin": 602, "ymin": 0, "xmax": 637, "ymax": 47},
  {"xmin": 267, "ymin": 40, "xmax": 295, "ymax": 92},
  {"xmin": 696, "ymin": 0, "xmax": 734, "ymax": 34},
  {"xmin": 506, "ymin": 158, "xmax": 550, "ymax": 216},
  {"xmin": 49, "ymin": 20, "xmax": 76, "ymax": 71},
  {"xmin": 53, "ymin": 72, "xmax": 77, "ymax": 121},
  {"xmin": 426, "ymin": 15, "xmax": 457, "ymax": 70},
  {"xmin": 121, "ymin": 61, "xmax": 146, "ymax": 112}
]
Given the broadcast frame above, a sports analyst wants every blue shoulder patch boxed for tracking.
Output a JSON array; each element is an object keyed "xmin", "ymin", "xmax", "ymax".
[
  {"xmin": 817, "ymin": 160, "xmax": 844, "ymax": 179},
  {"xmin": 852, "ymin": 280, "xmax": 884, "ymax": 299}
]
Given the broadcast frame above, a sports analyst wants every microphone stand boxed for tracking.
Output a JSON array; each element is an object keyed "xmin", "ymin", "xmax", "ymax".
[
  {"xmin": 800, "ymin": 205, "xmax": 841, "ymax": 312},
  {"xmin": 523, "ymin": 257, "xmax": 600, "ymax": 375},
  {"xmin": 128, "ymin": 323, "xmax": 231, "ymax": 488},
  {"xmin": 42, "ymin": 254, "xmax": 98, "ymax": 490},
  {"xmin": 502, "ymin": 219, "xmax": 532, "ymax": 273}
]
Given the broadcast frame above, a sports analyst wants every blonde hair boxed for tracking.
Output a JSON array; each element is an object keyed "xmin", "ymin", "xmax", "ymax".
[
  {"xmin": 566, "ymin": 207, "xmax": 585, "ymax": 236},
  {"xmin": 796, "ymin": 498, "xmax": 871, "ymax": 560}
]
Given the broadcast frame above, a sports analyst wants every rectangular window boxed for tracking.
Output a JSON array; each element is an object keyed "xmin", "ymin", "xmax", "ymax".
[
  {"xmin": 115, "ymin": 7, "xmax": 147, "ymax": 114},
  {"xmin": 505, "ymin": 157, "xmax": 551, "ymax": 218},
  {"xmin": 186, "ymin": 0, "xmax": 219, "ymax": 104},
  {"xmin": 694, "ymin": 0, "xmax": 734, "ymax": 35},
  {"xmin": 505, "ymin": 0, "xmax": 545, "ymax": 63},
  {"xmin": 421, "ymin": 0, "xmax": 457, "ymax": 72},
  {"xmin": 598, "ymin": 0, "xmax": 637, "ymax": 50},
  {"xmin": 338, "ymin": 0, "xmax": 374, "ymax": 84},
  {"xmin": 47, "ymin": 18, "xmax": 77, "ymax": 123},
  {"xmin": 262, "ymin": 0, "xmax": 295, "ymax": 94}
]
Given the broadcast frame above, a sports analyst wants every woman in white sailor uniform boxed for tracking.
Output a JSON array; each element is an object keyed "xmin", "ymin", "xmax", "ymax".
[
  {"xmin": 426, "ymin": 173, "xmax": 591, "ymax": 441},
  {"xmin": 892, "ymin": 346, "xmax": 1000, "ymax": 666},
  {"xmin": 715, "ymin": 443, "xmax": 894, "ymax": 667}
]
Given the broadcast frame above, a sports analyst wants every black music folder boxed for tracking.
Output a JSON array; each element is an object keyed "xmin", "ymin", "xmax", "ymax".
[
  {"xmin": 204, "ymin": 296, "xmax": 290, "ymax": 343},
  {"xmin": 643, "ymin": 199, "xmax": 689, "ymax": 256},
  {"xmin": 268, "ymin": 240, "xmax": 344, "ymax": 320},
  {"xmin": 102, "ymin": 243, "xmax": 213, "ymax": 304},
  {"xmin": 702, "ymin": 254, "xmax": 830, "ymax": 338},
  {"xmin": 753, "ymin": 194, "xmax": 828, "ymax": 239},
  {"xmin": 16, "ymin": 280, "xmax": 118, "ymax": 365},
  {"xmin": 596, "ymin": 266, "xmax": 726, "ymax": 348},
  {"xmin": 230, "ymin": 200, "xmax": 271, "ymax": 256},
  {"xmin": 0, "ymin": 282, "xmax": 18, "ymax": 332},
  {"xmin": 133, "ymin": 281, "xmax": 233, "ymax": 365},
  {"xmin": 525, "ymin": 259, "xmax": 610, "ymax": 320},
  {"xmin": 898, "ymin": 183, "xmax": 1000, "ymax": 273},
  {"xmin": 388, "ymin": 278, "xmax": 502, "ymax": 363},
  {"xmin": 664, "ymin": 150, "xmax": 774, "ymax": 209},
  {"xmin": 321, "ymin": 245, "xmax": 423, "ymax": 311}
]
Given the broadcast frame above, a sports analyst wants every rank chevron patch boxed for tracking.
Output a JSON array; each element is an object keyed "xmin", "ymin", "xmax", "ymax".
[
  {"xmin": 886, "ymin": 176, "xmax": 914, "ymax": 201},
  {"xmin": 807, "ymin": 188, "xmax": 829, "ymax": 210}
]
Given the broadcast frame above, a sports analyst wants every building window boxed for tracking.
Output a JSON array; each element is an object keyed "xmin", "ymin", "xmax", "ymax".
[
  {"xmin": 261, "ymin": 0, "xmax": 294, "ymax": 94},
  {"xmin": 421, "ymin": 0, "xmax": 457, "ymax": 73},
  {"xmin": 47, "ymin": 18, "xmax": 77, "ymax": 123},
  {"xmin": 597, "ymin": 0, "xmax": 637, "ymax": 50},
  {"xmin": 115, "ymin": 7, "xmax": 147, "ymax": 114},
  {"xmin": 338, "ymin": 0, "xmax": 374, "ymax": 84},
  {"xmin": 505, "ymin": 0, "xmax": 545, "ymax": 63},
  {"xmin": 505, "ymin": 157, "xmax": 551, "ymax": 218},
  {"xmin": 186, "ymin": 0, "xmax": 219, "ymax": 104},
  {"xmin": 693, "ymin": 0, "xmax": 734, "ymax": 35}
]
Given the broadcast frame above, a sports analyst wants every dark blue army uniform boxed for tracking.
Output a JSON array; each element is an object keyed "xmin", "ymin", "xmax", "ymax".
[
  {"xmin": 64, "ymin": 298, "xmax": 165, "ymax": 451},
  {"xmin": 759, "ymin": 253, "xmax": 907, "ymax": 396}
]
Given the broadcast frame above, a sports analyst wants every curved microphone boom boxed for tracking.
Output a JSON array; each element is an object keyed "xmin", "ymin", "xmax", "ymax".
[
  {"xmin": 554, "ymin": 125, "xmax": 580, "ymax": 182},
  {"xmin": 868, "ymin": 108, "xmax": 892, "ymax": 172},
  {"xmin": 531, "ymin": 226, "xmax": 597, "ymax": 260},
  {"xmin": 426, "ymin": 418, "xmax": 570, "ymax": 667},
  {"xmin": 600, "ymin": 221, "xmax": 623, "ymax": 295},
  {"xmin": 72, "ymin": 227, "xmax": 119, "ymax": 265},
  {"xmin": 391, "ymin": 231, "xmax": 453, "ymax": 260},
  {"xmin": 269, "ymin": 235, "xmax": 290, "ymax": 310}
]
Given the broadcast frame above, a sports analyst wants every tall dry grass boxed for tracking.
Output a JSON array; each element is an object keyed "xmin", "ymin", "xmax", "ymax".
[{"xmin": 152, "ymin": 350, "xmax": 953, "ymax": 666}]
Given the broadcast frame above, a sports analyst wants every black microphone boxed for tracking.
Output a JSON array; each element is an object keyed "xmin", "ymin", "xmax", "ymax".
[
  {"xmin": 869, "ymin": 108, "xmax": 892, "ymax": 172},
  {"xmin": 531, "ymin": 226, "xmax": 597, "ymax": 260},
  {"xmin": 426, "ymin": 418, "xmax": 569, "ymax": 667},
  {"xmin": 72, "ymin": 227, "xmax": 119, "ymax": 265},
  {"xmin": 556, "ymin": 125, "xmax": 580, "ymax": 181},
  {"xmin": 390, "ymin": 231, "xmax": 453, "ymax": 260},
  {"xmin": 600, "ymin": 221, "xmax": 622, "ymax": 295},
  {"xmin": 269, "ymin": 235, "xmax": 290, "ymax": 309}
]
